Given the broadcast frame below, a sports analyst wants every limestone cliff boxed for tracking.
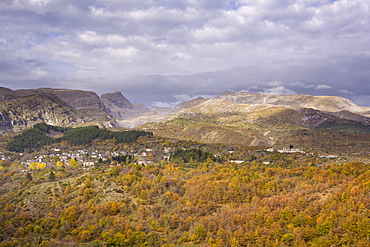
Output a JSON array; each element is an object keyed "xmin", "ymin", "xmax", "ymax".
[
  {"xmin": 0, "ymin": 87, "xmax": 117, "ymax": 132},
  {"xmin": 101, "ymin": 91, "xmax": 134, "ymax": 110},
  {"xmin": 101, "ymin": 91, "xmax": 149, "ymax": 119},
  {"xmin": 0, "ymin": 93, "xmax": 83, "ymax": 132},
  {"xmin": 16, "ymin": 88, "xmax": 108, "ymax": 112}
]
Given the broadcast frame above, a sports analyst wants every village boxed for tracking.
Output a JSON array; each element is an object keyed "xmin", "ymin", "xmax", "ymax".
[
  {"xmin": 0, "ymin": 136, "xmax": 346, "ymax": 173},
  {"xmin": 15, "ymin": 145, "xmax": 175, "ymax": 171}
]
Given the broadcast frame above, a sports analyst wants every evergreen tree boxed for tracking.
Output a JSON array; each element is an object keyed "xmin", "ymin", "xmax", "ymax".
[
  {"xmin": 49, "ymin": 171, "xmax": 55, "ymax": 181},
  {"xmin": 26, "ymin": 172, "xmax": 32, "ymax": 181}
]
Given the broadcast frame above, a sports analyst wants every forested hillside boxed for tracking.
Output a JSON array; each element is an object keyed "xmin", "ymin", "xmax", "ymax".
[
  {"xmin": 0, "ymin": 158, "xmax": 369, "ymax": 246},
  {"xmin": 6, "ymin": 123, "xmax": 152, "ymax": 152}
]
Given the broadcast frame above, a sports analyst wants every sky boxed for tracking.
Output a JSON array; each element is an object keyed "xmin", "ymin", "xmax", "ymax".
[{"xmin": 1, "ymin": 0, "xmax": 370, "ymax": 107}]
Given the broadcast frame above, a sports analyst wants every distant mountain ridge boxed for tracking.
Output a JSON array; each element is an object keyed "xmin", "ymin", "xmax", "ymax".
[
  {"xmin": 217, "ymin": 91, "xmax": 370, "ymax": 116},
  {"xmin": 15, "ymin": 88, "xmax": 109, "ymax": 112},
  {"xmin": 140, "ymin": 96, "xmax": 370, "ymax": 147},
  {"xmin": 1, "ymin": 86, "xmax": 370, "ymax": 147}
]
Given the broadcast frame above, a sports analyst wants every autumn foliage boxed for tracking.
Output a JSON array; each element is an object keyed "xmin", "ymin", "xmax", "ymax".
[{"xmin": 0, "ymin": 158, "xmax": 369, "ymax": 246}]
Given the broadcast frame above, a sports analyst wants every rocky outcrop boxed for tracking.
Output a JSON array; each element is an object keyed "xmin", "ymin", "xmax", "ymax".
[{"xmin": 101, "ymin": 91, "xmax": 150, "ymax": 119}]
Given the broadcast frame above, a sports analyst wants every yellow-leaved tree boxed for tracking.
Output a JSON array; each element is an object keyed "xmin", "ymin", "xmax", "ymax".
[
  {"xmin": 68, "ymin": 158, "xmax": 80, "ymax": 168},
  {"xmin": 29, "ymin": 162, "xmax": 46, "ymax": 170},
  {"xmin": 56, "ymin": 161, "xmax": 64, "ymax": 168}
]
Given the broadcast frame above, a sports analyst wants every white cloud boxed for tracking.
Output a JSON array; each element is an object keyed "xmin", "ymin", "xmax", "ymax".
[
  {"xmin": 241, "ymin": 86, "xmax": 260, "ymax": 92},
  {"xmin": 173, "ymin": 94, "xmax": 194, "ymax": 102},
  {"xmin": 151, "ymin": 93, "xmax": 217, "ymax": 108},
  {"xmin": 315, "ymin": 84, "xmax": 333, "ymax": 90},
  {"xmin": 151, "ymin": 101, "xmax": 180, "ymax": 108},
  {"xmin": 173, "ymin": 93, "xmax": 216, "ymax": 102},
  {"xmin": 337, "ymin": 89, "xmax": 354, "ymax": 95},
  {"xmin": 262, "ymin": 86, "xmax": 297, "ymax": 95},
  {"xmin": 0, "ymin": 0, "xmax": 370, "ymax": 105},
  {"xmin": 290, "ymin": 81, "xmax": 315, "ymax": 88}
]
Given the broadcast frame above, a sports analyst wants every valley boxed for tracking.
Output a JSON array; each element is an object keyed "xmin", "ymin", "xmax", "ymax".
[{"xmin": 0, "ymin": 87, "xmax": 369, "ymax": 246}]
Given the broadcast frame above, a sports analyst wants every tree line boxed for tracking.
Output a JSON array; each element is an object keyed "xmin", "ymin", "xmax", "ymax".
[{"xmin": 6, "ymin": 123, "xmax": 152, "ymax": 152}]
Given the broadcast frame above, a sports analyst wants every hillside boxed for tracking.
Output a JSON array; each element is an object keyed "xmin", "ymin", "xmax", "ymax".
[
  {"xmin": 1, "ymin": 86, "xmax": 370, "ymax": 246},
  {"xmin": 0, "ymin": 153, "xmax": 369, "ymax": 246},
  {"xmin": 217, "ymin": 91, "xmax": 370, "ymax": 116},
  {"xmin": 6, "ymin": 123, "xmax": 153, "ymax": 153},
  {"xmin": 141, "ymin": 98, "xmax": 370, "ymax": 153}
]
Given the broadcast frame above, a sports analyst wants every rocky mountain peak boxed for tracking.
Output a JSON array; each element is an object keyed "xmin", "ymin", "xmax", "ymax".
[
  {"xmin": 100, "ymin": 91, "xmax": 153, "ymax": 120},
  {"xmin": 174, "ymin": 96, "xmax": 208, "ymax": 110},
  {"xmin": 101, "ymin": 91, "xmax": 134, "ymax": 110}
]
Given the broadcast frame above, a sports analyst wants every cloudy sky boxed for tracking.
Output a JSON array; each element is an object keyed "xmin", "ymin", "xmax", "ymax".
[{"xmin": 1, "ymin": 0, "xmax": 370, "ymax": 106}]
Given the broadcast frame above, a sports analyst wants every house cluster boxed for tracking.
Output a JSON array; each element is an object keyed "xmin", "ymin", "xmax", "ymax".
[
  {"xmin": 21, "ymin": 147, "xmax": 175, "ymax": 169},
  {"xmin": 277, "ymin": 147, "xmax": 305, "ymax": 153},
  {"xmin": 137, "ymin": 147, "xmax": 173, "ymax": 165},
  {"xmin": 266, "ymin": 147, "xmax": 305, "ymax": 154}
]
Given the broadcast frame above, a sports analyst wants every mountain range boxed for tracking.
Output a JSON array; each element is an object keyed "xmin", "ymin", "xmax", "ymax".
[{"xmin": 1, "ymin": 86, "xmax": 370, "ymax": 149}]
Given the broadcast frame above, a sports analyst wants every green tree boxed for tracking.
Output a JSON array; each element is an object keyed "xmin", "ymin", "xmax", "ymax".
[{"xmin": 48, "ymin": 171, "xmax": 55, "ymax": 181}]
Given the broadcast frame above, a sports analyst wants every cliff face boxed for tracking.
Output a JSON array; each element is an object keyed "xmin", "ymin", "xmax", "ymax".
[
  {"xmin": 101, "ymin": 91, "xmax": 134, "ymax": 110},
  {"xmin": 101, "ymin": 91, "xmax": 149, "ymax": 119},
  {"xmin": 0, "ymin": 93, "xmax": 83, "ymax": 132},
  {"xmin": 0, "ymin": 87, "xmax": 117, "ymax": 132},
  {"xmin": 16, "ymin": 88, "xmax": 109, "ymax": 112}
]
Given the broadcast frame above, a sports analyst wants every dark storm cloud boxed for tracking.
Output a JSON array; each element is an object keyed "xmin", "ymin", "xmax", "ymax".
[{"xmin": 0, "ymin": 0, "xmax": 369, "ymax": 106}]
